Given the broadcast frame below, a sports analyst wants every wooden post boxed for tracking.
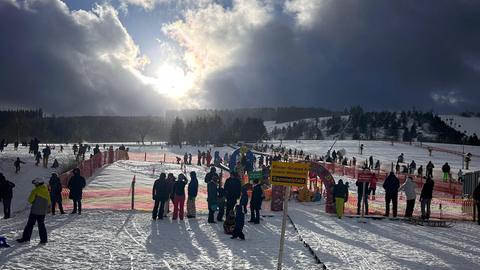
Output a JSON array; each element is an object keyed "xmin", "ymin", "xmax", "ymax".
[{"xmin": 131, "ymin": 175, "xmax": 136, "ymax": 210}]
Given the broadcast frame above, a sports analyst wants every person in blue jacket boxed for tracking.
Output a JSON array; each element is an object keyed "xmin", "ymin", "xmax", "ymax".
[
  {"xmin": 187, "ymin": 171, "xmax": 198, "ymax": 218},
  {"xmin": 231, "ymin": 205, "xmax": 245, "ymax": 240}
]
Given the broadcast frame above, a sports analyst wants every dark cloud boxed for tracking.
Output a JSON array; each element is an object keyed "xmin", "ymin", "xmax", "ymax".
[
  {"xmin": 201, "ymin": 0, "xmax": 480, "ymax": 112},
  {"xmin": 0, "ymin": 0, "xmax": 172, "ymax": 115}
]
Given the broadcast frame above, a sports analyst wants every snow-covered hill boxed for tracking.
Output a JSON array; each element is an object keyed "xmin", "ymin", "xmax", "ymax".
[{"xmin": 440, "ymin": 115, "xmax": 480, "ymax": 136}]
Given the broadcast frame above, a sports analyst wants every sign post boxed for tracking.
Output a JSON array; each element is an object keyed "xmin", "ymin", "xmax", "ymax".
[
  {"xmin": 270, "ymin": 161, "xmax": 309, "ymax": 270},
  {"xmin": 357, "ymin": 172, "xmax": 374, "ymax": 223}
]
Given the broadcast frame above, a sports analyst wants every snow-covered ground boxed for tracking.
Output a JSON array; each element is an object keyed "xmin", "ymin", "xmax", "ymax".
[
  {"xmin": 440, "ymin": 115, "xmax": 480, "ymax": 136},
  {"xmin": 265, "ymin": 140, "xmax": 480, "ymax": 173}
]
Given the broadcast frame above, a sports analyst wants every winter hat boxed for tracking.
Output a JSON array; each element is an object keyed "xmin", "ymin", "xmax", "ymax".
[{"xmin": 32, "ymin": 178, "xmax": 44, "ymax": 185}]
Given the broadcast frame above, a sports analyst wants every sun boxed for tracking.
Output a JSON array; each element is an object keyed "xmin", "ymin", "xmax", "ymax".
[{"xmin": 153, "ymin": 64, "xmax": 194, "ymax": 98}]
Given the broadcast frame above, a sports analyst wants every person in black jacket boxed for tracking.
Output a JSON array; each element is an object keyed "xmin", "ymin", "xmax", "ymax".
[
  {"xmin": 207, "ymin": 177, "xmax": 218, "ymax": 223},
  {"xmin": 231, "ymin": 205, "xmax": 245, "ymax": 240},
  {"xmin": 152, "ymin": 173, "xmax": 168, "ymax": 220},
  {"xmin": 49, "ymin": 173, "xmax": 65, "ymax": 215},
  {"xmin": 356, "ymin": 178, "xmax": 369, "ymax": 215},
  {"xmin": 172, "ymin": 174, "xmax": 188, "ymax": 220},
  {"xmin": 205, "ymin": 167, "xmax": 219, "ymax": 184},
  {"xmin": 473, "ymin": 183, "xmax": 480, "ymax": 225},
  {"xmin": 249, "ymin": 179, "xmax": 264, "ymax": 224},
  {"xmin": 383, "ymin": 172, "xmax": 400, "ymax": 217},
  {"xmin": 442, "ymin": 162, "xmax": 451, "ymax": 182},
  {"xmin": 68, "ymin": 168, "xmax": 86, "ymax": 215},
  {"xmin": 420, "ymin": 176, "xmax": 435, "ymax": 220},
  {"xmin": 333, "ymin": 179, "xmax": 348, "ymax": 218},
  {"xmin": 224, "ymin": 172, "xmax": 242, "ymax": 215},
  {"xmin": 0, "ymin": 173, "xmax": 15, "ymax": 219},
  {"xmin": 187, "ymin": 171, "xmax": 198, "ymax": 218}
]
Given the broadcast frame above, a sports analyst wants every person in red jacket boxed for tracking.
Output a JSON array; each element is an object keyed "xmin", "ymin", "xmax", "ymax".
[{"xmin": 369, "ymin": 174, "xmax": 377, "ymax": 200}]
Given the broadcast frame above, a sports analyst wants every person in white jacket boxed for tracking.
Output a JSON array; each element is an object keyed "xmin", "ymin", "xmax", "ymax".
[{"xmin": 399, "ymin": 177, "xmax": 416, "ymax": 218}]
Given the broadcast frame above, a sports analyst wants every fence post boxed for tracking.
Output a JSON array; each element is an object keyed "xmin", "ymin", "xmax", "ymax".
[
  {"xmin": 131, "ymin": 175, "xmax": 136, "ymax": 210},
  {"xmin": 144, "ymin": 152, "xmax": 147, "ymax": 162}
]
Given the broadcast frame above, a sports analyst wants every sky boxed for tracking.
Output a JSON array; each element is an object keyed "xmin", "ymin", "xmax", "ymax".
[{"xmin": 1, "ymin": 0, "xmax": 480, "ymax": 116}]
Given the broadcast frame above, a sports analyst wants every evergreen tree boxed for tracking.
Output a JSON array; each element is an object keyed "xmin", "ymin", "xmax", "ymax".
[{"xmin": 169, "ymin": 117, "xmax": 185, "ymax": 146}]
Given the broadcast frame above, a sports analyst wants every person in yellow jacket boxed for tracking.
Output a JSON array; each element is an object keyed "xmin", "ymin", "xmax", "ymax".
[{"xmin": 16, "ymin": 178, "xmax": 51, "ymax": 244}]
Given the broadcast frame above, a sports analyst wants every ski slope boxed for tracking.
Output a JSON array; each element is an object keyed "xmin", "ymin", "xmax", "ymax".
[{"xmin": 440, "ymin": 115, "xmax": 480, "ymax": 136}]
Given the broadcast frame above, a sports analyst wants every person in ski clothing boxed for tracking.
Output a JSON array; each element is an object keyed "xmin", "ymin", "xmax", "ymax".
[
  {"xmin": 51, "ymin": 159, "xmax": 59, "ymax": 169},
  {"xmin": 369, "ymin": 156, "xmax": 374, "ymax": 169},
  {"xmin": 93, "ymin": 144, "xmax": 100, "ymax": 155},
  {"xmin": 356, "ymin": 177, "xmax": 369, "ymax": 215},
  {"xmin": 172, "ymin": 174, "xmax": 188, "ymax": 220},
  {"xmin": 420, "ymin": 176, "xmax": 434, "ymax": 220},
  {"xmin": 152, "ymin": 173, "xmax": 169, "ymax": 220},
  {"xmin": 72, "ymin": 144, "xmax": 78, "ymax": 156},
  {"xmin": 217, "ymin": 183, "xmax": 226, "ymax": 222},
  {"xmin": 369, "ymin": 174, "xmax": 377, "ymax": 200},
  {"xmin": 68, "ymin": 168, "xmax": 86, "ymax": 215},
  {"xmin": 426, "ymin": 161, "xmax": 434, "ymax": 178},
  {"xmin": 35, "ymin": 151, "xmax": 42, "ymax": 166},
  {"xmin": 188, "ymin": 153, "xmax": 192, "ymax": 165},
  {"xmin": 417, "ymin": 165, "xmax": 424, "ymax": 178},
  {"xmin": 49, "ymin": 173, "xmax": 65, "ymax": 215},
  {"xmin": 249, "ymin": 179, "xmax": 264, "ymax": 224},
  {"xmin": 197, "ymin": 150, "xmax": 202, "ymax": 166},
  {"xmin": 409, "ymin": 160, "xmax": 416, "ymax": 175},
  {"xmin": 14, "ymin": 157, "xmax": 25, "ymax": 174},
  {"xmin": 442, "ymin": 162, "xmax": 451, "ymax": 182},
  {"xmin": 398, "ymin": 153, "xmax": 404, "ymax": 163},
  {"xmin": 205, "ymin": 167, "xmax": 219, "ymax": 184},
  {"xmin": 224, "ymin": 172, "xmax": 242, "ymax": 215},
  {"xmin": 42, "ymin": 146, "xmax": 51, "ymax": 168},
  {"xmin": 0, "ymin": 173, "xmax": 15, "ymax": 219},
  {"xmin": 333, "ymin": 179, "xmax": 348, "ymax": 218},
  {"xmin": 239, "ymin": 184, "xmax": 250, "ymax": 214},
  {"xmin": 17, "ymin": 178, "xmax": 51, "ymax": 244},
  {"xmin": 383, "ymin": 172, "xmax": 400, "ymax": 217},
  {"xmin": 457, "ymin": 169, "xmax": 463, "ymax": 183},
  {"xmin": 231, "ymin": 205, "xmax": 245, "ymax": 240},
  {"xmin": 399, "ymin": 177, "xmax": 416, "ymax": 218},
  {"xmin": 207, "ymin": 176, "xmax": 218, "ymax": 223},
  {"xmin": 187, "ymin": 171, "xmax": 198, "ymax": 218},
  {"xmin": 473, "ymin": 182, "xmax": 480, "ymax": 225},
  {"xmin": 164, "ymin": 173, "xmax": 176, "ymax": 217},
  {"xmin": 206, "ymin": 151, "xmax": 212, "ymax": 166}
]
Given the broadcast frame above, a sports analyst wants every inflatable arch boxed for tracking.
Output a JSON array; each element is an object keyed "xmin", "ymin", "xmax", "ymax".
[{"xmin": 303, "ymin": 161, "xmax": 336, "ymax": 214}]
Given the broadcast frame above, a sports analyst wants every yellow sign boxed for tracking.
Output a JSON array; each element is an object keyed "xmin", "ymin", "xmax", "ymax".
[{"xmin": 270, "ymin": 161, "xmax": 309, "ymax": 187}]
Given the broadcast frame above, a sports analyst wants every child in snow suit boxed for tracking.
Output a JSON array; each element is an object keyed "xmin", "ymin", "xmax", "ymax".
[
  {"xmin": 231, "ymin": 205, "xmax": 245, "ymax": 240},
  {"xmin": 223, "ymin": 209, "xmax": 236, "ymax": 235},
  {"xmin": 14, "ymin": 157, "xmax": 25, "ymax": 173}
]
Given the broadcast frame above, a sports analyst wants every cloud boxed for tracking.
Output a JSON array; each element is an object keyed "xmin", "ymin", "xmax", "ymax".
[
  {"xmin": 0, "ymin": 0, "xmax": 174, "ymax": 115},
  {"xmin": 165, "ymin": 0, "xmax": 480, "ymax": 112}
]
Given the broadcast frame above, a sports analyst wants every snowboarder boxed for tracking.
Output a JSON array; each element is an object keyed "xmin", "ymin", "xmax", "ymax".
[
  {"xmin": 186, "ymin": 171, "xmax": 198, "ymax": 218},
  {"xmin": 420, "ymin": 176, "xmax": 435, "ymax": 220},
  {"xmin": 383, "ymin": 172, "xmax": 400, "ymax": 217},
  {"xmin": 224, "ymin": 172, "xmax": 242, "ymax": 215},
  {"xmin": 399, "ymin": 177, "xmax": 416, "ymax": 218},
  {"xmin": 249, "ymin": 179, "xmax": 264, "ymax": 224},
  {"xmin": 172, "ymin": 174, "xmax": 188, "ymax": 220},
  {"xmin": 441, "ymin": 162, "xmax": 451, "ymax": 182},
  {"xmin": 49, "ymin": 173, "xmax": 65, "ymax": 215},
  {"xmin": 0, "ymin": 173, "xmax": 15, "ymax": 219},
  {"xmin": 152, "ymin": 173, "xmax": 168, "ymax": 220},
  {"xmin": 14, "ymin": 157, "xmax": 25, "ymax": 174},
  {"xmin": 16, "ymin": 178, "xmax": 50, "ymax": 244},
  {"xmin": 426, "ymin": 161, "xmax": 434, "ymax": 178},
  {"xmin": 68, "ymin": 168, "xmax": 86, "ymax": 215},
  {"xmin": 231, "ymin": 205, "xmax": 245, "ymax": 240},
  {"xmin": 473, "ymin": 182, "xmax": 480, "ymax": 225},
  {"xmin": 207, "ymin": 176, "xmax": 218, "ymax": 223},
  {"xmin": 333, "ymin": 179, "xmax": 348, "ymax": 218}
]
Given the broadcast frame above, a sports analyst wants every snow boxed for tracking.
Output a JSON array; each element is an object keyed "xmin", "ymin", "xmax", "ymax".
[
  {"xmin": 265, "ymin": 140, "xmax": 480, "ymax": 173},
  {"xmin": 440, "ymin": 115, "xmax": 480, "ymax": 136},
  {"xmin": 263, "ymin": 116, "xmax": 349, "ymax": 134}
]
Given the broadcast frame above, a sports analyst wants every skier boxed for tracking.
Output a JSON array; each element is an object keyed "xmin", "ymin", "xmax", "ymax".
[
  {"xmin": 152, "ymin": 173, "xmax": 168, "ymax": 220},
  {"xmin": 42, "ymin": 146, "xmax": 51, "ymax": 168},
  {"xmin": 172, "ymin": 174, "xmax": 188, "ymax": 220},
  {"xmin": 16, "ymin": 179, "xmax": 50, "ymax": 244},
  {"xmin": 186, "ymin": 171, "xmax": 198, "ymax": 218},
  {"xmin": 231, "ymin": 205, "xmax": 245, "ymax": 240},
  {"xmin": 426, "ymin": 161, "xmax": 434, "ymax": 178},
  {"xmin": 249, "ymin": 179, "xmax": 264, "ymax": 224},
  {"xmin": 333, "ymin": 179, "xmax": 348, "ymax": 218},
  {"xmin": 68, "ymin": 168, "xmax": 86, "ymax": 215},
  {"xmin": 14, "ymin": 157, "xmax": 26, "ymax": 174},
  {"xmin": 0, "ymin": 173, "xmax": 15, "ymax": 219},
  {"xmin": 207, "ymin": 176, "xmax": 218, "ymax": 223},
  {"xmin": 383, "ymin": 172, "xmax": 400, "ymax": 218},
  {"xmin": 49, "ymin": 173, "xmax": 65, "ymax": 215},
  {"xmin": 441, "ymin": 162, "xmax": 450, "ymax": 182},
  {"xmin": 399, "ymin": 176, "xmax": 416, "ymax": 218},
  {"xmin": 35, "ymin": 151, "xmax": 42, "ymax": 166},
  {"xmin": 420, "ymin": 176, "xmax": 435, "ymax": 220},
  {"xmin": 224, "ymin": 172, "xmax": 242, "ymax": 215},
  {"xmin": 473, "ymin": 182, "xmax": 480, "ymax": 225}
]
